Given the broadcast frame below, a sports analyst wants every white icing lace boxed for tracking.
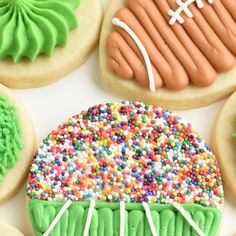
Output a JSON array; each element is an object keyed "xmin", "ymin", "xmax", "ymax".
[
  {"xmin": 120, "ymin": 201, "xmax": 125, "ymax": 236},
  {"xmin": 43, "ymin": 201, "xmax": 206, "ymax": 236},
  {"xmin": 142, "ymin": 202, "xmax": 158, "ymax": 236},
  {"xmin": 83, "ymin": 199, "xmax": 96, "ymax": 236},
  {"xmin": 173, "ymin": 202, "xmax": 206, "ymax": 236},
  {"xmin": 112, "ymin": 17, "xmax": 156, "ymax": 92},
  {"xmin": 168, "ymin": 0, "xmax": 214, "ymax": 25},
  {"xmin": 42, "ymin": 200, "xmax": 72, "ymax": 236}
]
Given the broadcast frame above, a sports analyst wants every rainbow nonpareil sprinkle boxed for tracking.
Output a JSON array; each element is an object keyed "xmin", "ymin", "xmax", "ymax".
[{"xmin": 27, "ymin": 102, "xmax": 223, "ymax": 207}]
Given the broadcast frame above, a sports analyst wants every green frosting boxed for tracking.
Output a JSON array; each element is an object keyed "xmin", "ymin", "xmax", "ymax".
[
  {"xmin": 29, "ymin": 200, "xmax": 221, "ymax": 236},
  {"xmin": 0, "ymin": 95, "xmax": 22, "ymax": 181},
  {"xmin": 0, "ymin": 0, "xmax": 80, "ymax": 63},
  {"xmin": 233, "ymin": 131, "xmax": 236, "ymax": 137}
]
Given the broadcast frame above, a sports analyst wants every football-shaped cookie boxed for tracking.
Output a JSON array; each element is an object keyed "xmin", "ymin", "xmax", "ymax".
[{"xmin": 100, "ymin": 0, "xmax": 236, "ymax": 109}]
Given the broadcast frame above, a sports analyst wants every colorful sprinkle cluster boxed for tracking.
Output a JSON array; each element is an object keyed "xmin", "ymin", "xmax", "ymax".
[{"xmin": 27, "ymin": 102, "xmax": 223, "ymax": 208}]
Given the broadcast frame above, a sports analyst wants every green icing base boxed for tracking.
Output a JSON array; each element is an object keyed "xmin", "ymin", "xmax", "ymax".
[
  {"xmin": 29, "ymin": 200, "xmax": 221, "ymax": 236},
  {"xmin": 233, "ymin": 131, "xmax": 236, "ymax": 137},
  {"xmin": 0, "ymin": 95, "xmax": 22, "ymax": 181}
]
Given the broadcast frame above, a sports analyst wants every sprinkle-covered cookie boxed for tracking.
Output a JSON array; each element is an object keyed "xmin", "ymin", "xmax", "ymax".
[{"xmin": 27, "ymin": 101, "xmax": 223, "ymax": 236}]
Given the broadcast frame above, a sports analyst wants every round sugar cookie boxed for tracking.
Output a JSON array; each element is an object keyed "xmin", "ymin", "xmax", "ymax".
[
  {"xmin": 0, "ymin": 0, "xmax": 103, "ymax": 88},
  {"xmin": 0, "ymin": 222, "xmax": 24, "ymax": 236},
  {"xmin": 27, "ymin": 101, "xmax": 223, "ymax": 236},
  {"xmin": 0, "ymin": 84, "xmax": 36, "ymax": 203},
  {"xmin": 99, "ymin": 0, "xmax": 236, "ymax": 110},
  {"xmin": 212, "ymin": 91, "xmax": 236, "ymax": 197}
]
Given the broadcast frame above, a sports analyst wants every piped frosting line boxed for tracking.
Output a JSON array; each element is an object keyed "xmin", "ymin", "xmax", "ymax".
[
  {"xmin": 43, "ymin": 199, "xmax": 96, "ymax": 236},
  {"xmin": 83, "ymin": 199, "xmax": 96, "ymax": 236},
  {"xmin": 173, "ymin": 202, "xmax": 206, "ymax": 236},
  {"xmin": 42, "ymin": 200, "xmax": 72, "ymax": 236},
  {"xmin": 112, "ymin": 17, "xmax": 156, "ymax": 92},
  {"xmin": 120, "ymin": 201, "xmax": 125, "ymax": 236},
  {"xmin": 42, "ymin": 201, "xmax": 214, "ymax": 236},
  {"xmin": 168, "ymin": 0, "xmax": 214, "ymax": 25},
  {"xmin": 142, "ymin": 202, "xmax": 158, "ymax": 236}
]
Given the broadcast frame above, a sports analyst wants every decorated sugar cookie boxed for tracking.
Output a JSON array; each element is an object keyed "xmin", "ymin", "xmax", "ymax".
[
  {"xmin": 0, "ymin": 221, "xmax": 24, "ymax": 236},
  {"xmin": 0, "ymin": 0, "xmax": 103, "ymax": 88},
  {"xmin": 212, "ymin": 91, "xmax": 236, "ymax": 198},
  {"xmin": 0, "ymin": 84, "xmax": 36, "ymax": 203},
  {"xmin": 99, "ymin": 0, "xmax": 236, "ymax": 109},
  {"xmin": 27, "ymin": 101, "xmax": 223, "ymax": 236}
]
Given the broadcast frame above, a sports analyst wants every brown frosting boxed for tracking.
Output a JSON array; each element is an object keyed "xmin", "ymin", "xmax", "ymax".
[
  {"xmin": 107, "ymin": 0, "xmax": 236, "ymax": 90},
  {"xmin": 221, "ymin": 0, "xmax": 236, "ymax": 21}
]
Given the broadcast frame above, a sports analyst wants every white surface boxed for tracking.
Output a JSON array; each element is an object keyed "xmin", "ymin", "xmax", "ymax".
[{"xmin": 0, "ymin": 0, "xmax": 235, "ymax": 235}]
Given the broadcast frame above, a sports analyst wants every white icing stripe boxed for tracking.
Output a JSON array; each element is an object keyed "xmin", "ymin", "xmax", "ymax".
[
  {"xmin": 168, "ymin": 0, "xmax": 214, "ymax": 25},
  {"xmin": 83, "ymin": 199, "xmax": 96, "ymax": 236},
  {"xmin": 173, "ymin": 202, "xmax": 206, "ymax": 236},
  {"xmin": 142, "ymin": 202, "xmax": 158, "ymax": 236},
  {"xmin": 42, "ymin": 200, "xmax": 205, "ymax": 236},
  {"xmin": 43, "ymin": 200, "xmax": 72, "ymax": 236},
  {"xmin": 112, "ymin": 17, "xmax": 156, "ymax": 92},
  {"xmin": 120, "ymin": 201, "xmax": 125, "ymax": 236}
]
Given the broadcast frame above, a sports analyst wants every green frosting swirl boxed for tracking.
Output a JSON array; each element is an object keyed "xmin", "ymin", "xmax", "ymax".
[
  {"xmin": 0, "ymin": 0, "xmax": 80, "ymax": 63},
  {"xmin": 0, "ymin": 95, "xmax": 22, "ymax": 181},
  {"xmin": 29, "ymin": 200, "xmax": 221, "ymax": 236}
]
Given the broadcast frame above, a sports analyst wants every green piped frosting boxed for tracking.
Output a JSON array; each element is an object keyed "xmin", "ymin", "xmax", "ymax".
[
  {"xmin": 233, "ymin": 130, "xmax": 236, "ymax": 137},
  {"xmin": 0, "ymin": 0, "xmax": 80, "ymax": 63},
  {"xmin": 0, "ymin": 95, "xmax": 22, "ymax": 181},
  {"xmin": 29, "ymin": 200, "xmax": 221, "ymax": 236}
]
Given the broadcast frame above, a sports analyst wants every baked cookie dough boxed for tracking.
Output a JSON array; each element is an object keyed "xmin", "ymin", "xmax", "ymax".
[
  {"xmin": 99, "ymin": 0, "xmax": 236, "ymax": 110},
  {"xmin": 0, "ymin": 222, "xmax": 24, "ymax": 236},
  {"xmin": 0, "ymin": 0, "xmax": 103, "ymax": 88},
  {"xmin": 0, "ymin": 84, "xmax": 36, "ymax": 203},
  {"xmin": 212, "ymin": 91, "xmax": 236, "ymax": 198},
  {"xmin": 27, "ymin": 101, "xmax": 223, "ymax": 235}
]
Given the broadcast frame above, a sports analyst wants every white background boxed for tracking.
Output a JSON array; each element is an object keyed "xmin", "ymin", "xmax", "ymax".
[{"xmin": 0, "ymin": 0, "xmax": 235, "ymax": 235}]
